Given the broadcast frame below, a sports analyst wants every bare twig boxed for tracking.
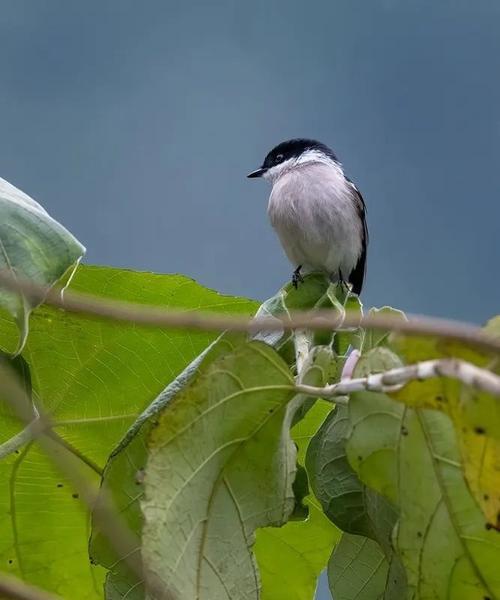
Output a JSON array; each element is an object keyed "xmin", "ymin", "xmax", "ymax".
[
  {"xmin": 0, "ymin": 573, "xmax": 62, "ymax": 600},
  {"xmin": 295, "ymin": 358, "xmax": 500, "ymax": 399},
  {"xmin": 0, "ymin": 269, "xmax": 498, "ymax": 355}
]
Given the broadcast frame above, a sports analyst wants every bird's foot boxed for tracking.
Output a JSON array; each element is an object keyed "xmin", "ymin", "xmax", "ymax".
[
  {"xmin": 292, "ymin": 266, "xmax": 304, "ymax": 289},
  {"xmin": 337, "ymin": 269, "xmax": 352, "ymax": 295}
]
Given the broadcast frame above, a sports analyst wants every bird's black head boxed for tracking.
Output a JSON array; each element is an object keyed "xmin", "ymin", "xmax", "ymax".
[{"xmin": 247, "ymin": 138, "xmax": 337, "ymax": 179}]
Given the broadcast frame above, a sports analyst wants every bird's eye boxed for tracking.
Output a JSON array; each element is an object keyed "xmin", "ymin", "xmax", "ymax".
[{"xmin": 275, "ymin": 154, "xmax": 284, "ymax": 164}]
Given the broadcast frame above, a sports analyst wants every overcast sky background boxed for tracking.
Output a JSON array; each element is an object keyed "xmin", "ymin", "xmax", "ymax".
[
  {"xmin": 1, "ymin": 0, "xmax": 499, "ymax": 327},
  {"xmin": 0, "ymin": 1, "xmax": 499, "ymax": 598}
]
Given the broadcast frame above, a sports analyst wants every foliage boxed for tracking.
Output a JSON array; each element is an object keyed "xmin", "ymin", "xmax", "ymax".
[
  {"xmin": 0, "ymin": 266, "xmax": 257, "ymax": 599},
  {"xmin": 0, "ymin": 181, "xmax": 500, "ymax": 600},
  {"xmin": 0, "ymin": 177, "xmax": 85, "ymax": 354}
]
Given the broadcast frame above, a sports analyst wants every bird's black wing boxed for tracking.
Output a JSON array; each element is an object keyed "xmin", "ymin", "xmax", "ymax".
[{"xmin": 347, "ymin": 181, "xmax": 368, "ymax": 295}]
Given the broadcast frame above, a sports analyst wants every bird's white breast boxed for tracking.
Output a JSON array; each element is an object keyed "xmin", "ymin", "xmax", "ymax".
[{"xmin": 267, "ymin": 161, "xmax": 363, "ymax": 277}]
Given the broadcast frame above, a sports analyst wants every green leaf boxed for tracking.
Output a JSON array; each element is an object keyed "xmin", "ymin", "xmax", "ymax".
[
  {"xmin": 458, "ymin": 390, "xmax": 500, "ymax": 529},
  {"xmin": 391, "ymin": 325, "xmax": 500, "ymax": 529},
  {"xmin": 345, "ymin": 348, "xmax": 404, "ymax": 505},
  {"xmin": 307, "ymin": 344, "xmax": 410, "ymax": 599},
  {"xmin": 96, "ymin": 342, "xmax": 338, "ymax": 600},
  {"xmin": 363, "ymin": 306, "xmax": 406, "ymax": 353},
  {"xmin": 484, "ymin": 315, "xmax": 500, "ymax": 338},
  {"xmin": 346, "ymin": 347, "xmax": 500, "ymax": 599},
  {"xmin": 0, "ymin": 265, "xmax": 257, "ymax": 600},
  {"xmin": 141, "ymin": 341, "xmax": 296, "ymax": 600},
  {"xmin": 307, "ymin": 387, "xmax": 407, "ymax": 599},
  {"xmin": 251, "ymin": 274, "xmax": 334, "ymax": 364},
  {"xmin": 256, "ymin": 497, "xmax": 339, "ymax": 600},
  {"xmin": 252, "ymin": 274, "xmax": 359, "ymax": 364},
  {"xmin": 0, "ymin": 177, "xmax": 85, "ymax": 353},
  {"xmin": 252, "ymin": 274, "xmax": 330, "ymax": 340},
  {"xmin": 89, "ymin": 334, "xmax": 246, "ymax": 600},
  {"xmin": 89, "ymin": 301, "xmax": 339, "ymax": 600},
  {"xmin": 307, "ymin": 404, "xmax": 398, "ymax": 543},
  {"xmin": 283, "ymin": 273, "xmax": 332, "ymax": 310},
  {"xmin": 396, "ymin": 409, "xmax": 500, "ymax": 598},
  {"xmin": 331, "ymin": 290, "xmax": 364, "ymax": 356},
  {"xmin": 328, "ymin": 534, "xmax": 388, "ymax": 600},
  {"xmin": 0, "ymin": 352, "xmax": 35, "ymax": 456},
  {"xmin": 254, "ymin": 349, "xmax": 340, "ymax": 600}
]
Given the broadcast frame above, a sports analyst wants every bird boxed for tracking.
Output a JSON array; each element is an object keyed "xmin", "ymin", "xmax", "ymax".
[{"xmin": 247, "ymin": 138, "xmax": 368, "ymax": 295}]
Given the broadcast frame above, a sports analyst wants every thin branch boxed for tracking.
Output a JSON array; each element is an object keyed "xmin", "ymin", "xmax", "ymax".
[
  {"xmin": 0, "ymin": 269, "xmax": 498, "ymax": 355},
  {"xmin": 0, "ymin": 572, "xmax": 62, "ymax": 600},
  {"xmin": 295, "ymin": 358, "xmax": 500, "ymax": 399}
]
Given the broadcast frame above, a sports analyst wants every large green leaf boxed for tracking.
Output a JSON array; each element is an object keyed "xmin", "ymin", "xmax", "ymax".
[
  {"xmin": 254, "ymin": 349, "xmax": 340, "ymax": 600},
  {"xmin": 256, "ymin": 497, "xmax": 339, "ymax": 600},
  {"xmin": 346, "ymin": 347, "xmax": 500, "ymax": 599},
  {"xmin": 90, "ymin": 277, "xmax": 346, "ymax": 600},
  {"xmin": 89, "ymin": 334, "xmax": 246, "ymax": 600},
  {"xmin": 91, "ymin": 310, "xmax": 342, "ymax": 600},
  {"xmin": 307, "ymin": 404, "xmax": 398, "ymax": 546},
  {"xmin": 391, "ymin": 320, "xmax": 500, "ymax": 530},
  {"xmin": 307, "ymin": 308, "xmax": 408, "ymax": 600},
  {"xmin": 345, "ymin": 349, "xmax": 405, "ymax": 505},
  {"xmin": 141, "ymin": 341, "xmax": 296, "ymax": 600},
  {"xmin": 0, "ymin": 265, "xmax": 257, "ymax": 599},
  {"xmin": 307, "ymin": 402, "xmax": 406, "ymax": 600},
  {"xmin": 0, "ymin": 177, "xmax": 85, "ymax": 353}
]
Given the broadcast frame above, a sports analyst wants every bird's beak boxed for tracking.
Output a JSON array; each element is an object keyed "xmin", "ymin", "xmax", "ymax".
[{"xmin": 247, "ymin": 167, "xmax": 266, "ymax": 178}]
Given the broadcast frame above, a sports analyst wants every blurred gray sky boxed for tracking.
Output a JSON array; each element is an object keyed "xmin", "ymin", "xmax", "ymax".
[
  {"xmin": 0, "ymin": 1, "xmax": 499, "ymax": 324},
  {"xmin": 0, "ymin": 1, "xmax": 498, "ymax": 598}
]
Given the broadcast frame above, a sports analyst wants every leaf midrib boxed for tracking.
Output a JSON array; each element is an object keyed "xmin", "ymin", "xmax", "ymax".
[
  {"xmin": 417, "ymin": 410, "xmax": 495, "ymax": 599},
  {"xmin": 192, "ymin": 353, "xmax": 295, "ymax": 599}
]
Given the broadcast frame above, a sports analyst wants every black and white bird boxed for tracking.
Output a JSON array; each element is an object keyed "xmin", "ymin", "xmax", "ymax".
[{"xmin": 248, "ymin": 138, "xmax": 368, "ymax": 295}]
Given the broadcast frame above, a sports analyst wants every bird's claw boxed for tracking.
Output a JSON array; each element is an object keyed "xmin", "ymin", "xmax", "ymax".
[
  {"xmin": 337, "ymin": 269, "xmax": 352, "ymax": 295},
  {"xmin": 339, "ymin": 279, "xmax": 351, "ymax": 294},
  {"xmin": 292, "ymin": 266, "xmax": 304, "ymax": 289}
]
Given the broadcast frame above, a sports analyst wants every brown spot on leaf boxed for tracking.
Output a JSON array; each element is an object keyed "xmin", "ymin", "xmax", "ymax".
[
  {"xmin": 401, "ymin": 426, "xmax": 408, "ymax": 436},
  {"xmin": 474, "ymin": 426, "xmax": 486, "ymax": 435},
  {"xmin": 72, "ymin": 493, "xmax": 79, "ymax": 499}
]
